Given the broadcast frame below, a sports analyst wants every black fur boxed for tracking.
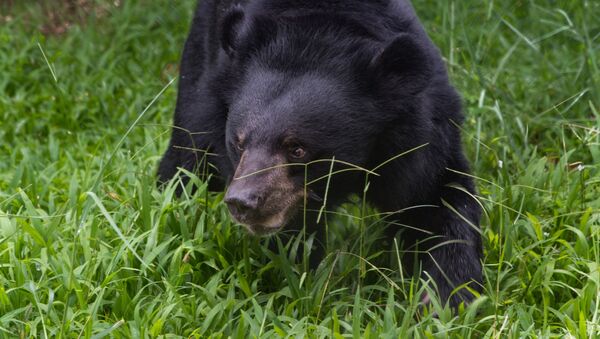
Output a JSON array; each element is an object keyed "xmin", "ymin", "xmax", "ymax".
[{"xmin": 158, "ymin": 0, "xmax": 483, "ymax": 307}]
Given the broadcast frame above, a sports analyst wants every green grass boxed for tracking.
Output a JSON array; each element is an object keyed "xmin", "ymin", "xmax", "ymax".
[{"xmin": 1, "ymin": 0, "xmax": 599, "ymax": 337}]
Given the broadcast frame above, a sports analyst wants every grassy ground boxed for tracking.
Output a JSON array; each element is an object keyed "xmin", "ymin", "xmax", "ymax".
[{"xmin": 1, "ymin": 0, "xmax": 599, "ymax": 337}]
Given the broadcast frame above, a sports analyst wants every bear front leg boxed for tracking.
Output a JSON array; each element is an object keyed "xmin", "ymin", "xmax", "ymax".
[
  {"xmin": 417, "ymin": 186, "xmax": 483, "ymax": 308},
  {"xmin": 157, "ymin": 82, "xmax": 231, "ymax": 192},
  {"xmin": 376, "ymin": 178, "xmax": 483, "ymax": 308}
]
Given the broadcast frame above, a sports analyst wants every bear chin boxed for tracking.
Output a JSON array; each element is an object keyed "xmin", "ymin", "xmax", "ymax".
[
  {"xmin": 233, "ymin": 208, "xmax": 295, "ymax": 236},
  {"xmin": 242, "ymin": 224, "xmax": 282, "ymax": 236}
]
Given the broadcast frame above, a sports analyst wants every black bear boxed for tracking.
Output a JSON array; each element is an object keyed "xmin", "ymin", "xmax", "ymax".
[{"xmin": 158, "ymin": 0, "xmax": 482, "ymax": 307}]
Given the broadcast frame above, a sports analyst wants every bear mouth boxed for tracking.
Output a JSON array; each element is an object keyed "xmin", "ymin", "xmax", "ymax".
[
  {"xmin": 231, "ymin": 203, "xmax": 301, "ymax": 237},
  {"xmin": 236, "ymin": 215, "xmax": 286, "ymax": 236}
]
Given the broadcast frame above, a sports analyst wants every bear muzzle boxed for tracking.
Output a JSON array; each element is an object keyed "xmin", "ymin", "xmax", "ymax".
[
  {"xmin": 224, "ymin": 149, "xmax": 304, "ymax": 236},
  {"xmin": 224, "ymin": 186, "xmax": 300, "ymax": 236}
]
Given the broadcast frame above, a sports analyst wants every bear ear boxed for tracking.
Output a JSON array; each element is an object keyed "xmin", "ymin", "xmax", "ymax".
[
  {"xmin": 370, "ymin": 33, "xmax": 433, "ymax": 93},
  {"xmin": 220, "ymin": 6, "xmax": 245, "ymax": 57},
  {"xmin": 220, "ymin": 9, "xmax": 278, "ymax": 59}
]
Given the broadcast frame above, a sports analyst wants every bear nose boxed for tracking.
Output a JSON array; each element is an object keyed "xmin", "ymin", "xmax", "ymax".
[{"xmin": 224, "ymin": 190, "xmax": 263, "ymax": 215}]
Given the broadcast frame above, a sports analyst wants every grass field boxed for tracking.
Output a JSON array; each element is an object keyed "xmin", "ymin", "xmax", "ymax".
[{"xmin": 1, "ymin": 0, "xmax": 599, "ymax": 337}]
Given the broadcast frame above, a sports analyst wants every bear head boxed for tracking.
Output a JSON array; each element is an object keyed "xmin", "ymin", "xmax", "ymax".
[{"xmin": 217, "ymin": 8, "xmax": 432, "ymax": 235}]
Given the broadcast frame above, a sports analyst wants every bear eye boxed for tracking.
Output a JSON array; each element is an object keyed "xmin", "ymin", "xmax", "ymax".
[
  {"xmin": 234, "ymin": 136, "xmax": 245, "ymax": 152},
  {"xmin": 288, "ymin": 145, "xmax": 306, "ymax": 160}
]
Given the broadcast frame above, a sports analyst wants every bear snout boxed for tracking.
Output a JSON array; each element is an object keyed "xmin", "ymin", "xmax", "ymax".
[
  {"xmin": 224, "ymin": 176, "xmax": 301, "ymax": 235},
  {"xmin": 224, "ymin": 148, "xmax": 304, "ymax": 234},
  {"xmin": 224, "ymin": 188, "xmax": 264, "ymax": 221}
]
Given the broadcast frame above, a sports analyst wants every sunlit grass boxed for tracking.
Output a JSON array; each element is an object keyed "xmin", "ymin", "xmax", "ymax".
[{"xmin": 0, "ymin": 0, "xmax": 599, "ymax": 337}]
